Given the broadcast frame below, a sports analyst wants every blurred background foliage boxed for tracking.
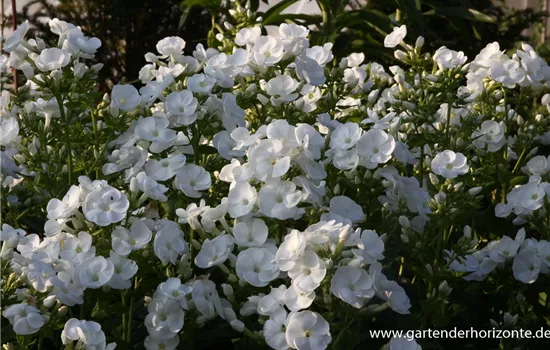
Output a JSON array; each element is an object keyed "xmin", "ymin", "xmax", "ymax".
[
  {"xmin": 8, "ymin": 0, "xmax": 548, "ymax": 88},
  {"xmin": 187, "ymin": 0, "xmax": 547, "ymax": 63}
]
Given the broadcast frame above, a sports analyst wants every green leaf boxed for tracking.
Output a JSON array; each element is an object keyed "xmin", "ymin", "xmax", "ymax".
[
  {"xmin": 197, "ymin": 145, "xmax": 218, "ymax": 155},
  {"xmin": 423, "ymin": 7, "xmax": 495, "ymax": 23},
  {"xmin": 182, "ymin": 0, "xmax": 221, "ymax": 10},
  {"xmin": 336, "ymin": 9, "xmax": 393, "ymax": 35},
  {"xmin": 260, "ymin": 0, "xmax": 300, "ymax": 25}
]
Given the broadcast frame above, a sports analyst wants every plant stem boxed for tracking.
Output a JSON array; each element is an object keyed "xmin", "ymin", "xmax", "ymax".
[
  {"xmin": 55, "ymin": 94, "xmax": 73, "ymax": 184},
  {"xmin": 126, "ymin": 297, "xmax": 134, "ymax": 342}
]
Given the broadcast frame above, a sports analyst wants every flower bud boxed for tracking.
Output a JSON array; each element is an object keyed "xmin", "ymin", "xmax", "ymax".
[
  {"xmin": 398, "ymin": 216, "xmax": 411, "ymax": 229},
  {"xmin": 542, "ymin": 93, "xmax": 550, "ymax": 105},
  {"xmin": 43, "ymin": 295, "xmax": 57, "ymax": 308},
  {"xmin": 333, "ymin": 184, "xmax": 341, "ymax": 195},
  {"xmin": 230, "ymin": 320, "xmax": 245, "ymax": 332},
  {"xmin": 222, "ymin": 283, "xmax": 234, "ymax": 298},
  {"xmin": 429, "ymin": 173, "xmax": 439, "ymax": 186},
  {"xmin": 463, "ymin": 225, "xmax": 472, "ymax": 239},
  {"xmin": 367, "ymin": 89, "xmax": 380, "ymax": 104},
  {"xmin": 228, "ymin": 274, "xmax": 238, "ymax": 283},
  {"xmin": 415, "ymin": 36, "xmax": 424, "ymax": 49},
  {"xmin": 400, "ymin": 233, "xmax": 409, "ymax": 243},
  {"xmin": 438, "ymin": 281, "xmax": 452, "ymax": 295},
  {"xmin": 468, "ymin": 186, "xmax": 482, "ymax": 195},
  {"xmin": 394, "ymin": 50, "xmax": 406, "ymax": 60},
  {"xmin": 58, "ymin": 305, "xmax": 69, "ymax": 316}
]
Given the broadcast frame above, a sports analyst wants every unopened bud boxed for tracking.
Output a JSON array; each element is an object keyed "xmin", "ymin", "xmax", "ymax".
[
  {"xmin": 398, "ymin": 216, "xmax": 411, "ymax": 229},
  {"xmin": 415, "ymin": 36, "xmax": 424, "ymax": 49},
  {"xmin": 230, "ymin": 320, "xmax": 245, "ymax": 332}
]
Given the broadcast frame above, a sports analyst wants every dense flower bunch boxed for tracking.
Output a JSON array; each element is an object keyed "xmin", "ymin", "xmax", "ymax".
[{"xmin": 2, "ymin": 3, "xmax": 550, "ymax": 349}]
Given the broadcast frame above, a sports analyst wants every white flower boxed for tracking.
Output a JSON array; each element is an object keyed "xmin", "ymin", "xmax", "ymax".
[
  {"xmin": 356, "ymin": 129, "xmax": 395, "ymax": 168},
  {"xmin": 235, "ymin": 27, "xmax": 262, "ymax": 46},
  {"xmin": 112, "ymin": 220, "xmax": 152, "ymax": 256},
  {"xmin": 195, "ymin": 234, "xmax": 234, "ymax": 269},
  {"xmin": 133, "ymin": 172, "xmax": 169, "ymax": 201},
  {"xmin": 165, "ymin": 90, "xmax": 198, "ymax": 125},
  {"xmin": 258, "ymin": 285, "xmax": 287, "ymax": 316},
  {"xmin": 78, "ymin": 256, "xmax": 115, "ymax": 289},
  {"xmin": 287, "ymin": 250, "xmax": 326, "ymax": 292},
  {"xmin": 154, "ymin": 278, "xmax": 193, "ymax": 308},
  {"xmin": 258, "ymin": 181, "xmax": 303, "ymax": 220},
  {"xmin": 137, "ymin": 117, "xmax": 176, "ymax": 153},
  {"xmin": 252, "ymin": 36, "xmax": 284, "ymax": 66},
  {"xmin": 430, "ymin": 150, "xmax": 469, "ymax": 179},
  {"xmin": 280, "ymin": 23, "xmax": 309, "ymax": 56},
  {"xmin": 46, "ymin": 185, "xmax": 81, "ymax": 220},
  {"xmin": 61, "ymin": 318, "xmax": 114, "ymax": 349},
  {"xmin": 512, "ymin": 249, "xmax": 541, "ymax": 284},
  {"xmin": 265, "ymin": 75, "xmax": 300, "ymax": 106},
  {"xmin": 329, "ymin": 196, "xmax": 364, "ymax": 223},
  {"xmin": 60, "ymin": 231, "xmax": 94, "ymax": 263},
  {"xmin": 227, "ymin": 181, "xmax": 257, "ymax": 218},
  {"xmin": 0, "ymin": 224, "xmax": 26, "ymax": 253},
  {"xmin": 386, "ymin": 337, "xmax": 422, "ymax": 350},
  {"xmin": 264, "ymin": 308, "xmax": 291, "ymax": 350},
  {"xmin": 107, "ymin": 251, "xmax": 138, "ymax": 289},
  {"xmin": 295, "ymin": 55, "xmax": 326, "ymax": 86},
  {"xmin": 523, "ymin": 155, "xmax": 550, "ymax": 176},
  {"xmin": 379, "ymin": 280, "xmax": 411, "ymax": 314},
  {"xmin": 35, "ymin": 48, "xmax": 72, "ymax": 71},
  {"xmin": 3, "ymin": 20, "xmax": 30, "ymax": 52},
  {"xmin": 433, "ymin": 46, "xmax": 467, "ymax": 70},
  {"xmin": 285, "ymin": 311, "xmax": 331, "ymax": 350},
  {"xmin": 145, "ymin": 154, "xmax": 186, "ymax": 181},
  {"xmin": 0, "ymin": 116, "xmax": 19, "ymax": 146},
  {"xmin": 472, "ymin": 120, "xmax": 506, "ymax": 152},
  {"xmin": 330, "ymin": 122, "xmax": 362, "ymax": 150},
  {"xmin": 276, "ymin": 230, "xmax": 308, "ymax": 271},
  {"xmin": 248, "ymin": 139, "xmax": 291, "ymax": 181},
  {"xmin": 191, "ymin": 279, "xmax": 222, "ymax": 319},
  {"xmin": 3, "ymin": 303, "xmax": 46, "ymax": 335},
  {"xmin": 233, "ymin": 218, "xmax": 268, "ymax": 247},
  {"xmin": 154, "ymin": 222, "xmax": 188, "ymax": 265},
  {"xmin": 384, "ymin": 25, "xmax": 407, "ymax": 48},
  {"xmin": 145, "ymin": 299, "xmax": 185, "ymax": 340},
  {"xmin": 82, "ymin": 184, "xmax": 129, "ymax": 226},
  {"xmin": 487, "ymin": 236, "xmax": 520, "ymax": 263},
  {"xmin": 187, "ymin": 73, "xmax": 216, "ymax": 93},
  {"xmin": 173, "ymin": 164, "xmax": 211, "ymax": 198},
  {"xmin": 352, "ymin": 230, "xmax": 385, "ymax": 264},
  {"xmin": 331, "ymin": 266, "xmax": 374, "ymax": 308},
  {"xmin": 283, "ymin": 283, "xmax": 315, "ymax": 311},
  {"xmin": 305, "ymin": 44, "xmax": 333, "ymax": 66},
  {"xmin": 156, "ymin": 36, "xmax": 186, "ymax": 56},
  {"xmin": 112, "ymin": 84, "xmax": 142, "ymax": 111},
  {"xmin": 63, "ymin": 28, "xmax": 101, "ymax": 55},
  {"xmin": 144, "ymin": 335, "xmax": 180, "ymax": 350},
  {"xmin": 236, "ymin": 247, "xmax": 280, "ymax": 287}
]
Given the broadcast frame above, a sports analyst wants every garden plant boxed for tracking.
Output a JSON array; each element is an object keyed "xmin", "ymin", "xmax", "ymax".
[{"xmin": 1, "ymin": 1, "xmax": 550, "ymax": 349}]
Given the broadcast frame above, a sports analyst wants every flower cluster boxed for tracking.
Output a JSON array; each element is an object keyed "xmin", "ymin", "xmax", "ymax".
[{"xmin": 2, "ymin": 3, "xmax": 550, "ymax": 349}]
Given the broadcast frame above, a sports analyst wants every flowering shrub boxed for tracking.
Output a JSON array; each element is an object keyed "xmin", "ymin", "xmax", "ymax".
[{"xmin": 2, "ymin": 4, "xmax": 550, "ymax": 350}]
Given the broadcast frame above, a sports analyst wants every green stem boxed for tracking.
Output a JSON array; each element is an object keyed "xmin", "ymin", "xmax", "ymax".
[
  {"xmin": 55, "ymin": 93, "xmax": 73, "ymax": 184},
  {"xmin": 445, "ymin": 101, "xmax": 452, "ymax": 147},
  {"xmin": 126, "ymin": 297, "xmax": 134, "ymax": 342}
]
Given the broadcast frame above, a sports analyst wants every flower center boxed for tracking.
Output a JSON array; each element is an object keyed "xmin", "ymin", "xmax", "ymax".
[
  {"xmin": 446, "ymin": 163, "xmax": 454, "ymax": 169},
  {"xmin": 304, "ymin": 330, "xmax": 312, "ymax": 338}
]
